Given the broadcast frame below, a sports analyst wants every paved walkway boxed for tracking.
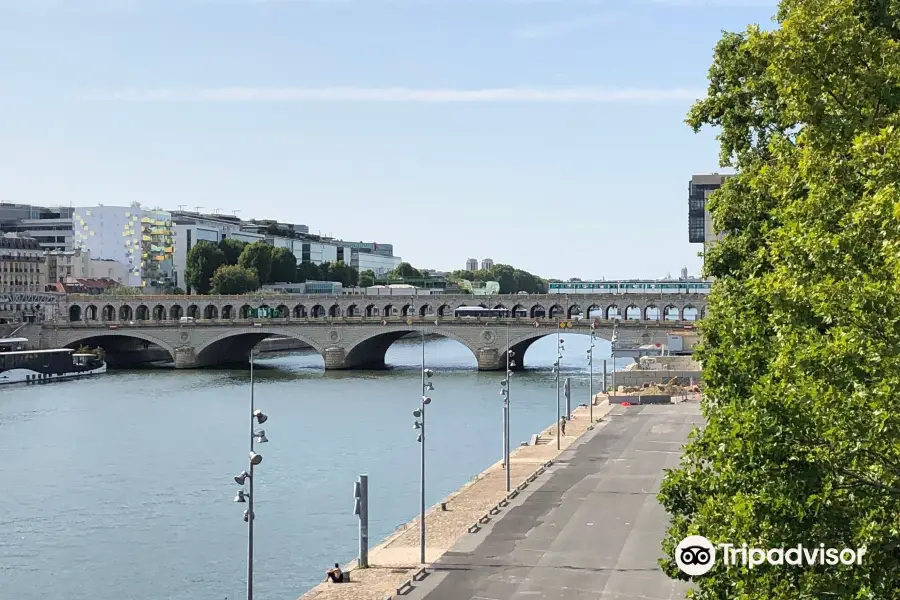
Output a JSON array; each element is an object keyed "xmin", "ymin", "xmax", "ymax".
[
  {"xmin": 300, "ymin": 398, "xmax": 616, "ymax": 600},
  {"xmin": 401, "ymin": 403, "xmax": 701, "ymax": 600}
]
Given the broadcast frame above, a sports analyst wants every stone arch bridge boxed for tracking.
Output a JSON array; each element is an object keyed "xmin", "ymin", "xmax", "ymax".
[{"xmin": 41, "ymin": 292, "xmax": 706, "ymax": 371}]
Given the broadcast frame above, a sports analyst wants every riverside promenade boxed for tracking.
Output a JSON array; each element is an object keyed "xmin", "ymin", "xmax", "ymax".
[{"xmin": 299, "ymin": 396, "xmax": 701, "ymax": 600}]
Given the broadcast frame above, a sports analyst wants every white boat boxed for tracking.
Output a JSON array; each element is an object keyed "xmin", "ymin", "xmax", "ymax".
[{"xmin": 0, "ymin": 338, "xmax": 107, "ymax": 385}]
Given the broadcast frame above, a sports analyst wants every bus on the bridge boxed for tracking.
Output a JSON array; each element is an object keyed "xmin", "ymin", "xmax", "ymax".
[
  {"xmin": 454, "ymin": 306, "xmax": 511, "ymax": 318},
  {"xmin": 548, "ymin": 281, "xmax": 711, "ymax": 295}
]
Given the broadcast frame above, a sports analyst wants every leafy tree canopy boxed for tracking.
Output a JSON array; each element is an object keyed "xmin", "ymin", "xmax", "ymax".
[
  {"xmin": 358, "ymin": 269, "xmax": 376, "ymax": 288},
  {"xmin": 184, "ymin": 241, "xmax": 226, "ymax": 294},
  {"xmin": 238, "ymin": 242, "xmax": 273, "ymax": 284},
  {"xmin": 210, "ymin": 264, "xmax": 260, "ymax": 295},
  {"xmin": 658, "ymin": 2, "xmax": 900, "ymax": 598},
  {"xmin": 218, "ymin": 238, "xmax": 248, "ymax": 265},
  {"xmin": 269, "ymin": 246, "xmax": 298, "ymax": 283},
  {"xmin": 448, "ymin": 263, "xmax": 547, "ymax": 294},
  {"xmin": 390, "ymin": 262, "xmax": 423, "ymax": 279}
]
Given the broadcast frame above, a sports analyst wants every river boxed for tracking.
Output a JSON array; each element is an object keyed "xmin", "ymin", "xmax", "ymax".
[{"xmin": 0, "ymin": 334, "xmax": 627, "ymax": 600}]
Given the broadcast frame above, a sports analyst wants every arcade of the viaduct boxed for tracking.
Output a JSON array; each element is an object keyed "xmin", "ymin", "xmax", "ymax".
[{"xmin": 40, "ymin": 293, "xmax": 707, "ymax": 371}]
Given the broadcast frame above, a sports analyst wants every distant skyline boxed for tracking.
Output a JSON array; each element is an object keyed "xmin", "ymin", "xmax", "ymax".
[{"xmin": 0, "ymin": 0, "xmax": 776, "ymax": 279}]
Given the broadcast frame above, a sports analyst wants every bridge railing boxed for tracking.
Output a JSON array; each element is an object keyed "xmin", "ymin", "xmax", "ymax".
[{"xmin": 46, "ymin": 315, "xmax": 699, "ymax": 328}]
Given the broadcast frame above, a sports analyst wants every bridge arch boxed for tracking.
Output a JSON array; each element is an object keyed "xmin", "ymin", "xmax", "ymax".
[
  {"xmin": 343, "ymin": 327, "xmax": 479, "ymax": 369},
  {"xmin": 567, "ymin": 304, "xmax": 582, "ymax": 319},
  {"xmin": 61, "ymin": 331, "xmax": 176, "ymax": 367},
  {"xmin": 683, "ymin": 305, "xmax": 699, "ymax": 321},
  {"xmin": 346, "ymin": 304, "xmax": 360, "ymax": 317},
  {"xmin": 365, "ymin": 304, "xmax": 377, "ymax": 317},
  {"xmin": 382, "ymin": 304, "xmax": 393, "ymax": 317},
  {"xmin": 586, "ymin": 304, "xmax": 601, "ymax": 318},
  {"xmin": 102, "ymin": 304, "xmax": 115, "ymax": 321},
  {"xmin": 530, "ymin": 304, "xmax": 546, "ymax": 318},
  {"xmin": 419, "ymin": 304, "xmax": 434, "ymax": 317},
  {"xmin": 311, "ymin": 304, "xmax": 326, "ymax": 318},
  {"xmin": 663, "ymin": 305, "xmax": 679, "ymax": 321},
  {"xmin": 239, "ymin": 304, "xmax": 252, "ymax": 319},
  {"xmin": 204, "ymin": 304, "xmax": 219, "ymax": 320},
  {"xmin": 193, "ymin": 327, "xmax": 327, "ymax": 368},
  {"xmin": 152, "ymin": 304, "xmax": 165, "ymax": 321},
  {"xmin": 187, "ymin": 304, "xmax": 200, "ymax": 319},
  {"xmin": 169, "ymin": 305, "xmax": 184, "ymax": 320},
  {"xmin": 276, "ymin": 304, "xmax": 289, "ymax": 319},
  {"xmin": 329, "ymin": 304, "xmax": 341, "ymax": 318},
  {"xmin": 549, "ymin": 304, "xmax": 565, "ymax": 319},
  {"xmin": 119, "ymin": 305, "xmax": 133, "ymax": 322},
  {"xmin": 293, "ymin": 304, "xmax": 307, "ymax": 318},
  {"xmin": 644, "ymin": 304, "xmax": 660, "ymax": 321},
  {"xmin": 401, "ymin": 304, "xmax": 414, "ymax": 317},
  {"xmin": 222, "ymin": 305, "xmax": 234, "ymax": 320},
  {"xmin": 69, "ymin": 305, "xmax": 82, "ymax": 322},
  {"xmin": 437, "ymin": 304, "xmax": 452, "ymax": 317},
  {"xmin": 606, "ymin": 304, "xmax": 620, "ymax": 320},
  {"xmin": 135, "ymin": 305, "xmax": 149, "ymax": 321},
  {"xmin": 624, "ymin": 305, "xmax": 640, "ymax": 320}
]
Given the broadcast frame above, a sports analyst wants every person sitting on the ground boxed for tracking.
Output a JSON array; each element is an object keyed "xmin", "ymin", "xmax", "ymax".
[{"xmin": 326, "ymin": 563, "xmax": 344, "ymax": 583}]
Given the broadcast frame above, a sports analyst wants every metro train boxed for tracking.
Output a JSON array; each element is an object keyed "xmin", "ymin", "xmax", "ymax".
[{"xmin": 548, "ymin": 281, "xmax": 711, "ymax": 295}]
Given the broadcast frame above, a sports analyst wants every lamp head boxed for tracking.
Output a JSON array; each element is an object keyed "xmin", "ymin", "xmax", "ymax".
[
  {"xmin": 253, "ymin": 409, "xmax": 268, "ymax": 424},
  {"xmin": 416, "ymin": 434, "xmax": 423, "ymax": 443},
  {"xmin": 424, "ymin": 382, "xmax": 434, "ymax": 391},
  {"xmin": 422, "ymin": 396, "xmax": 432, "ymax": 405},
  {"xmin": 234, "ymin": 490, "xmax": 249, "ymax": 503},
  {"xmin": 234, "ymin": 471, "xmax": 250, "ymax": 485},
  {"xmin": 501, "ymin": 379, "xmax": 508, "ymax": 386},
  {"xmin": 243, "ymin": 510, "xmax": 253, "ymax": 522},
  {"xmin": 413, "ymin": 409, "xmax": 422, "ymax": 418},
  {"xmin": 249, "ymin": 451, "xmax": 263, "ymax": 466},
  {"xmin": 423, "ymin": 368, "xmax": 434, "ymax": 378}
]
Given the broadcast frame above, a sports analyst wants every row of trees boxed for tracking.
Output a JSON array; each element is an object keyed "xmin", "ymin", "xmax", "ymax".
[
  {"xmin": 446, "ymin": 263, "xmax": 547, "ymax": 294},
  {"xmin": 659, "ymin": 1, "xmax": 900, "ymax": 597},
  {"xmin": 185, "ymin": 240, "xmax": 550, "ymax": 296},
  {"xmin": 185, "ymin": 239, "xmax": 365, "ymax": 294}
]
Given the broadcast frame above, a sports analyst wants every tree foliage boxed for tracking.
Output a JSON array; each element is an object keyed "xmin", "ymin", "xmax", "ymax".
[
  {"xmin": 210, "ymin": 264, "xmax": 260, "ymax": 295},
  {"xmin": 358, "ymin": 269, "xmax": 376, "ymax": 288},
  {"xmin": 448, "ymin": 263, "xmax": 547, "ymax": 294},
  {"xmin": 218, "ymin": 238, "xmax": 248, "ymax": 265},
  {"xmin": 390, "ymin": 262, "xmax": 423, "ymax": 279},
  {"xmin": 238, "ymin": 242, "xmax": 273, "ymax": 285},
  {"xmin": 269, "ymin": 247, "xmax": 298, "ymax": 283},
  {"xmin": 658, "ymin": 1, "xmax": 900, "ymax": 598},
  {"xmin": 184, "ymin": 241, "xmax": 225, "ymax": 294},
  {"xmin": 322, "ymin": 261, "xmax": 359, "ymax": 287}
]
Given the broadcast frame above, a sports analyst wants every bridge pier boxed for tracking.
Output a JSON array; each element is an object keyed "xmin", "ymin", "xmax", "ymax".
[
  {"xmin": 174, "ymin": 347, "xmax": 198, "ymax": 369},
  {"xmin": 476, "ymin": 347, "xmax": 503, "ymax": 371},
  {"xmin": 324, "ymin": 347, "xmax": 348, "ymax": 370}
]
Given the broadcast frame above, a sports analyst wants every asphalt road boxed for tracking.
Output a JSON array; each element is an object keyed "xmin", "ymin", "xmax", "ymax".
[{"xmin": 404, "ymin": 402, "xmax": 701, "ymax": 600}]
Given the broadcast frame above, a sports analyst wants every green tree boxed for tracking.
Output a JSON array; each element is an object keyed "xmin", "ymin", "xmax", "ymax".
[
  {"xmin": 296, "ymin": 261, "xmax": 322, "ymax": 283},
  {"xmin": 269, "ymin": 247, "xmax": 298, "ymax": 283},
  {"xmin": 184, "ymin": 241, "xmax": 226, "ymax": 294},
  {"xmin": 358, "ymin": 269, "xmax": 376, "ymax": 288},
  {"xmin": 209, "ymin": 264, "xmax": 260, "ymax": 295},
  {"xmin": 218, "ymin": 238, "xmax": 248, "ymax": 265},
  {"xmin": 238, "ymin": 242, "xmax": 273, "ymax": 284},
  {"xmin": 321, "ymin": 261, "xmax": 358, "ymax": 287},
  {"xmin": 658, "ymin": 2, "xmax": 900, "ymax": 598},
  {"xmin": 390, "ymin": 262, "xmax": 423, "ymax": 279}
]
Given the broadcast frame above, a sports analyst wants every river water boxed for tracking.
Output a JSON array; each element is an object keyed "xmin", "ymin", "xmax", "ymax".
[{"xmin": 0, "ymin": 334, "xmax": 628, "ymax": 600}]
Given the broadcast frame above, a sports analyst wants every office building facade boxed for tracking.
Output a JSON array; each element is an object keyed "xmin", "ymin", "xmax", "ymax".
[
  {"xmin": 688, "ymin": 174, "xmax": 731, "ymax": 246},
  {"xmin": 0, "ymin": 203, "xmax": 75, "ymax": 251}
]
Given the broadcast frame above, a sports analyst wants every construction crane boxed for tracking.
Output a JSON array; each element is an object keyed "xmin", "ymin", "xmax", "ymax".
[{"xmin": 194, "ymin": 206, "xmax": 203, "ymax": 214}]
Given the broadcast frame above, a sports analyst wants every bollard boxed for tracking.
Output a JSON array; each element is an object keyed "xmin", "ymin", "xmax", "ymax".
[{"xmin": 354, "ymin": 475, "xmax": 369, "ymax": 568}]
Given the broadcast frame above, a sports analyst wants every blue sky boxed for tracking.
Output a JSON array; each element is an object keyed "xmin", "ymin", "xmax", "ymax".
[{"xmin": 0, "ymin": 0, "xmax": 777, "ymax": 280}]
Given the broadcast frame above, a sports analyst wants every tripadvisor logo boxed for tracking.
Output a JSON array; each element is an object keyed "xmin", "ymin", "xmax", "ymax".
[{"xmin": 674, "ymin": 536, "xmax": 867, "ymax": 576}]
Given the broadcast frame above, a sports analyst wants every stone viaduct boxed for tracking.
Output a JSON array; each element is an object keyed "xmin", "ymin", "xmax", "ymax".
[{"xmin": 38, "ymin": 292, "xmax": 707, "ymax": 371}]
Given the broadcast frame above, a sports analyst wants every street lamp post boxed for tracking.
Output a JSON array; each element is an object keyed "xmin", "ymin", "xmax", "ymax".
[
  {"xmin": 413, "ymin": 327, "xmax": 435, "ymax": 565},
  {"xmin": 587, "ymin": 327, "xmax": 596, "ymax": 423},
  {"xmin": 233, "ymin": 350, "xmax": 270, "ymax": 600},
  {"xmin": 500, "ymin": 324, "xmax": 515, "ymax": 493},
  {"xmin": 553, "ymin": 323, "xmax": 566, "ymax": 450}
]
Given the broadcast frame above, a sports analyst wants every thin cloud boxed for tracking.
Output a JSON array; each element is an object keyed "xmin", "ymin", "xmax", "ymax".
[
  {"xmin": 515, "ymin": 13, "xmax": 618, "ymax": 39},
  {"xmin": 87, "ymin": 86, "xmax": 704, "ymax": 102}
]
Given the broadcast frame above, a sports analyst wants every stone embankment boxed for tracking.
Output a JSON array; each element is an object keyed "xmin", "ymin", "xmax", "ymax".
[{"xmin": 298, "ymin": 396, "xmax": 615, "ymax": 600}]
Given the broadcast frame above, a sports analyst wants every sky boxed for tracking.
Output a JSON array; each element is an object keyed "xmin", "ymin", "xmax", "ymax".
[{"xmin": 0, "ymin": 0, "xmax": 778, "ymax": 281}]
